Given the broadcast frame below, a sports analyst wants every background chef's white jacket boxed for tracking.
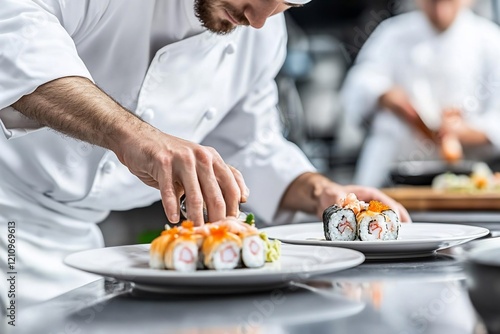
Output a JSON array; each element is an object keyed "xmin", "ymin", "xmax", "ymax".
[
  {"xmin": 341, "ymin": 9, "xmax": 500, "ymax": 187},
  {"xmin": 0, "ymin": 0, "xmax": 315, "ymax": 306}
]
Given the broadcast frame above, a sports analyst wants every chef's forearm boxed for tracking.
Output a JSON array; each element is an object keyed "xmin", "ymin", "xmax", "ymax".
[{"xmin": 12, "ymin": 76, "xmax": 149, "ymax": 157}]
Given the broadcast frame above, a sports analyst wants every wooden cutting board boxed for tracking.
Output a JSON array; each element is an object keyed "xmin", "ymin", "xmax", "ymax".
[{"xmin": 382, "ymin": 187, "xmax": 500, "ymax": 211}]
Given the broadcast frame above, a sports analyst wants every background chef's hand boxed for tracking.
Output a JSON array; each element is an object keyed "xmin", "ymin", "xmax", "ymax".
[
  {"xmin": 117, "ymin": 128, "xmax": 248, "ymax": 226},
  {"xmin": 438, "ymin": 108, "xmax": 489, "ymax": 146},
  {"xmin": 329, "ymin": 185, "xmax": 412, "ymax": 223},
  {"xmin": 379, "ymin": 87, "xmax": 436, "ymax": 140},
  {"xmin": 280, "ymin": 172, "xmax": 411, "ymax": 223}
]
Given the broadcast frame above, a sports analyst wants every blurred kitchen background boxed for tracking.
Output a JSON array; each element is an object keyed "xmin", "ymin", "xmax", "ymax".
[{"xmin": 100, "ymin": 0, "xmax": 500, "ymax": 246}]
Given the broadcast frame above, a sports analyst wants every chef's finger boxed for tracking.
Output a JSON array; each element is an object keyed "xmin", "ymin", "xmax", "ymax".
[
  {"xmin": 228, "ymin": 165, "xmax": 249, "ymax": 203},
  {"xmin": 396, "ymin": 202, "xmax": 412, "ymax": 223},
  {"xmin": 159, "ymin": 175, "xmax": 181, "ymax": 224},
  {"xmin": 179, "ymin": 162, "xmax": 205, "ymax": 226},
  {"xmin": 209, "ymin": 151, "xmax": 240, "ymax": 218},
  {"xmin": 183, "ymin": 191, "xmax": 205, "ymax": 226},
  {"xmin": 197, "ymin": 165, "xmax": 227, "ymax": 223}
]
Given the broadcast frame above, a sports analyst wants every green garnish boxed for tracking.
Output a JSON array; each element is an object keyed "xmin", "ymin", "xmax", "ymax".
[
  {"xmin": 137, "ymin": 229, "xmax": 163, "ymax": 244},
  {"xmin": 245, "ymin": 213, "xmax": 255, "ymax": 226}
]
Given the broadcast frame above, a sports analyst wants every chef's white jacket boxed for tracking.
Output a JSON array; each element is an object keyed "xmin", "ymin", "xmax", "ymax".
[
  {"xmin": 0, "ymin": 0, "xmax": 314, "ymax": 305},
  {"xmin": 341, "ymin": 9, "xmax": 500, "ymax": 187}
]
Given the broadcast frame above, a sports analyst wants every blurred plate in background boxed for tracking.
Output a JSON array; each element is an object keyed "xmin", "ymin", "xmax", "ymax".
[{"xmin": 460, "ymin": 238, "xmax": 500, "ymax": 334}]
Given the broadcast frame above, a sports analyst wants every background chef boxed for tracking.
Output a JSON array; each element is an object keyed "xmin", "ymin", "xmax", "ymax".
[
  {"xmin": 0, "ymin": 0, "xmax": 409, "ymax": 307},
  {"xmin": 342, "ymin": 0, "xmax": 500, "ymax": 187}
]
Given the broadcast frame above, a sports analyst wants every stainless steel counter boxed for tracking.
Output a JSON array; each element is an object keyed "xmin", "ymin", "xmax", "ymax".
[{"xmin": 14, "ymin": 251, "xmax": 495, "ymax": 334}]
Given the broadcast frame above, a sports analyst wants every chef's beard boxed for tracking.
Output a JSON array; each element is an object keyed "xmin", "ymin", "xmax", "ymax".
[{"xmin": 195, "ymin": 0, "xmax": 249, "ymax": 35}]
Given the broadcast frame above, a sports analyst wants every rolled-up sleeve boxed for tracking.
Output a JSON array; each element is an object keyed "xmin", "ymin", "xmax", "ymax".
[{"xmin": 0, "ymin": 0, "xmax": 95, "ymax": 139}]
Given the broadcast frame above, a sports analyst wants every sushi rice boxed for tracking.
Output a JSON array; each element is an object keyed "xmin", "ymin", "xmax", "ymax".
[
  {"xmin": 241, "ymin": 234, "xmax": 266, "ymax": 268},
  {"xmin": 165, "ymin": 238, "xmax": 199, "ymax": 272},
  {"xmin": 323, "ymin": 205, "xmax": 358, "ymax": 241},
  {"xmin": 382, "ymin": 209, "xmax": 400, "ymax": 241},
  {"xmin": 357, "ymin": 211, "xmax": 389, "ymax": 241}
]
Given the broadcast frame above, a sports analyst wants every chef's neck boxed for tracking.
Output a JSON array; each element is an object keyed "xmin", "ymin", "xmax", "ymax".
[{"xmin": 417, "ymin": 0, "xmax": 470, "ymax": 32}]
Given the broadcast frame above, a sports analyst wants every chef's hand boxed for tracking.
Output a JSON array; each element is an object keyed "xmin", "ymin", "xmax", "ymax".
[
  {"xmin": 379, "ymin": 86, "xmax": 436, "ymax": 140},
  {"xmin": 438, "ymin": 108, "xmax": 489, "ymax": 146},
  {"xmin": 280, "ymin": 172, "xmax": 411, "ymax": 223},
  {"xmin": 12, "ymin": 76, "xmax": 247, "ymax": 227},
  {"xmin": 117, "ymin": 130, "xmax": 249, "ymax": 226}
]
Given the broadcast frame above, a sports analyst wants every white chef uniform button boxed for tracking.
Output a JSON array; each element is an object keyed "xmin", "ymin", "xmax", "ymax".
[
  {"xmin": 158, "ymin": 52, "xmax": 169, "ymax": 63},
  {"xmin": 205, "ymin": 108, "xmax": 217, "ymax": 120},
  {"xmin": 102, "ymin": 161, "xmax": 116, "ymax": 174},
  {"xmin": 142, "ymin": 108, "xmax": 155, "ymax": 122},
  {"xmin": 225, "ymin": 42, "xmax": 237, "ymax": 55}
]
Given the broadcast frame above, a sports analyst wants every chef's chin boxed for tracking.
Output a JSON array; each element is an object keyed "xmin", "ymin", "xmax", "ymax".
[
  {"xmin": 195, "ymin": 0, "xmax": 237, "ymax": 35},
  {"xmin": 210, "ymin": 19, "xmax": 237, "ymax": 35}
]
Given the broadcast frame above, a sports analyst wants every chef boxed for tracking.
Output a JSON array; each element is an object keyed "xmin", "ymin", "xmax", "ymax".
[
  {"xmin": 342, "ymin": 0, "xmax": 500, "ymax": 187},
  {"xmin": 0, "ymin": 0, "xmax": 409, "ymax": 307}
]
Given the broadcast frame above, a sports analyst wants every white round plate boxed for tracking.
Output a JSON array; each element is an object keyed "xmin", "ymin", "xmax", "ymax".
[
  {"xmin": 261, "ymin": 223, "xmax": 489, "ymax": 260},
  {"xmin": 64, "ymin": 244, "xmax": 365, "ymax": 294},
  {"xmin": 459, "ymin": 237, "xmax": 500, "ymax": 267}
]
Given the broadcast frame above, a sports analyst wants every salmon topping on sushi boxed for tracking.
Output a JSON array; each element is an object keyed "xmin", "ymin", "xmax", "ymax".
[
  {"xmin": 150, "ymin": 215, "xmax": 278, "ymax": 271},
  {"xmin": 323, "ymin": 193, "xmax": 401, "ymax": 242},
  {"xmin": 338, "ymin": 193, "xmax": 368, "ymax": 215},
  {"xmin": 367, "ymin": 201, "xmax": 390, "ymax": 213}
]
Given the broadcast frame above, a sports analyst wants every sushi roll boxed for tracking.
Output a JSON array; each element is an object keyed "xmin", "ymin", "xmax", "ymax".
[
  {"xmin": 241, "ymin": 233, "xmax": 266, "ymax": 268},
  {"xmin": 323, "ymin": 204, "xmax": 358, "ymax": 241},
  {"xmin": 164, "ymin": 233, "xmax": 200, "ymax": 272},
  {"xmin": 150, "ymin": 214, "xmax": 281, "ymax": 271},
  {"xmin": 149, "ymin": 228, "xmax": 179, "ymax": 269},
  {"xmin": 382, "ymin": 209, "xmax": 400, "ymax": 240},
  {"xmin": 357, "ymin": 211, "xmax": 388, "ymax": 241},
  {"xmin": 178, "ymin": 221, "xmax": 208, "ymax": 270},
  {"xmin": 358, "ymin": 200, "xmax": 400, "ymax": 241},
  {"xmin": 211, "ymin": 216, "xmax": 266, "ymax": 268},
  {"xmin": 202, "ymin": 226, "xmax": 242, "ymax": 270}
]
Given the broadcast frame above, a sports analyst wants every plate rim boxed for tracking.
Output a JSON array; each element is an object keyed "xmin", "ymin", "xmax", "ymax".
[
  {"xmin": 261, "ymin": 222, "xmax": 490, "ymax": 246},
  {"xmin": 261, "ymin": 222, "xmax": 489, "ymax": 260},
  {"xmin": 64, "ymin": 243, "xmax": 366, "ymax": 282},
  {"xmin": 461, "ymin": 237, "xmax": 500, "ymax": 267}
]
